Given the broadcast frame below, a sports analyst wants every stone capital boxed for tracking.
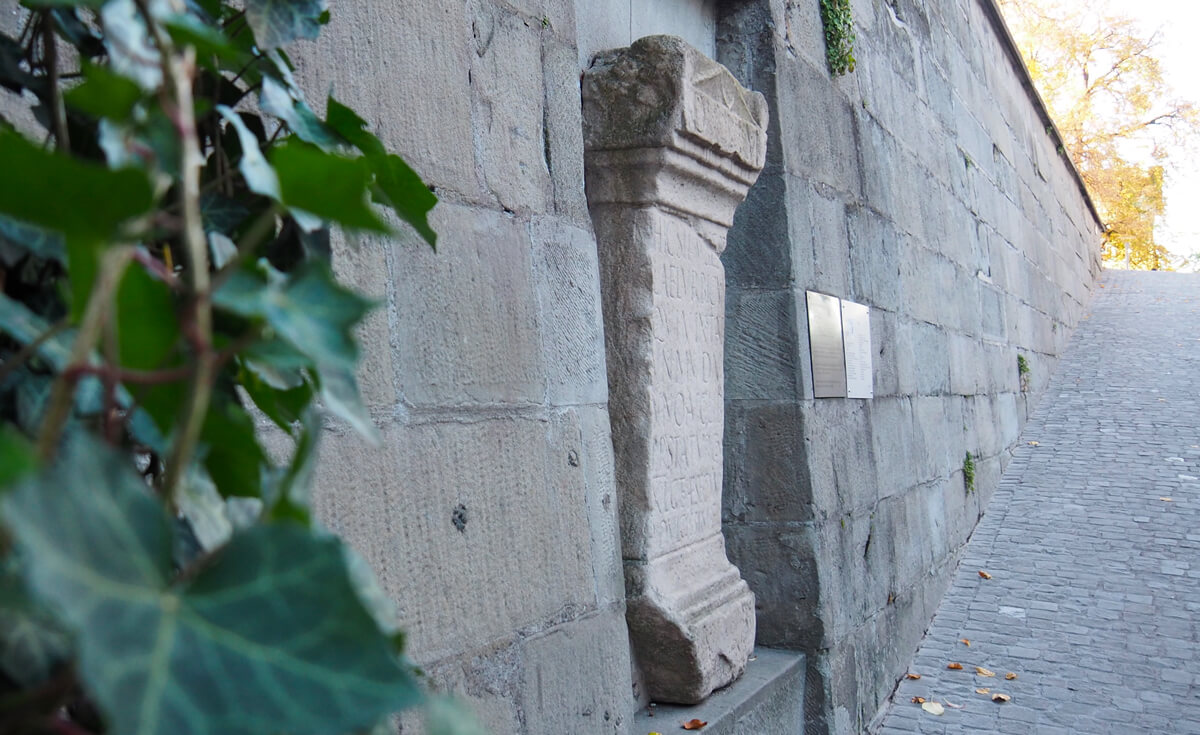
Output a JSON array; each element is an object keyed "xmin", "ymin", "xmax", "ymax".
[{"xmin": 583, "ymin": 35, "xmax": 769, "ymax": 230}]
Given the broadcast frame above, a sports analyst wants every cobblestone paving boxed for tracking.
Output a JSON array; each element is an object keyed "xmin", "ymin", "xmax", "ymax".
[{"xmin": 876, "ymin": 270, "xmax": 1200, "ymax": 734}]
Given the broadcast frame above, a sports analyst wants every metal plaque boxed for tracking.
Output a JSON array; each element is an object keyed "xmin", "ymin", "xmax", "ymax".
[
  {"xmin": 806, "ymin": 291, "xmax": 846, "ymax": 398},
  {"xmin": 841, "ymin": 300, "xmax": 873, "ymax": 399}
]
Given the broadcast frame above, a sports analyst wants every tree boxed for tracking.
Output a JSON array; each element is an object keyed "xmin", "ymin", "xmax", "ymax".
[
  {"xmin": 998, "ymin": 0, "xmax": 1196, "ymax": 269},
  {"xmin": 0, "ymin": 1, "xmax": 477, "ymax": 734}
]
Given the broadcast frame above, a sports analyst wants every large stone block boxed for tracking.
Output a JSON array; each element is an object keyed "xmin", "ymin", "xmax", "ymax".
[
  {"xmin": 724, "ymin": 288, "xmax": 800, "ymax": 401},
  {"xmin": 724, "ymin": 522, "xmax": 824, "ymax": 650},
  {"xmin": 541, "ymin": 37, "xmax": 591, "ymax": 225},
  {"xmin": 291, "ymin": 2, "xmax": 478, "ymax": 197},
  {"xmin": 310, "ymin": 416, "xmax": 595, "ymax": 660},
  {"xmin": 723, "ymin": 401, "xmax": 813, "ymax": 523},
  {"xmin": 574, "ymin": 406, "xmax": 625, "ymax": 607},
  {"xmin": 392, "ymin": 203, "xmax": 545, "ymax": 407},
  {"xmin": 469, "ymin": 2, "xmax": 553, "ymax": 213},
  {"xmin": 519, "ymin": 608, "xmax": 636, "ymax": 735},
  {"xmin": 530, "ymin": 217, "xmax": 608, "ymax": 406}
]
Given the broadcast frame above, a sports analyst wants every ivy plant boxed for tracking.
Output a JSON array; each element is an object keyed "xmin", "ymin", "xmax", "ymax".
[
  {"xmin": 0, "ymin": 0, "xmax": 462, "ymax": 733},
  {"xmin": 819, "ymin": 0, "xmax": 856, "ymax": 76}
]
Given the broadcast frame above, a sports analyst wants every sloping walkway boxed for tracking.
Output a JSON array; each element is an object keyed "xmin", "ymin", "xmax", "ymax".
[{"xmin": 876, "ymin": 270, "xmax": 1200, "ymax": 734}]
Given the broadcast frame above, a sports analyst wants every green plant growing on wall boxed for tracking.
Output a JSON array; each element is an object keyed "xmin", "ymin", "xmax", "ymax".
[
  {"xmin": 819, "ymin": 0, "xmax": 856, "ymax": 75},
  {"xmin": 963, "ymin": 452, "xmax": 976, "ymax": 494},
  {"xmin": 1017, "ymin": 353, "xmax": 1031, "ymax": 391},
  {"xmin": 0, "ymin": 1, "xmax": 473, "ymax": 733}
]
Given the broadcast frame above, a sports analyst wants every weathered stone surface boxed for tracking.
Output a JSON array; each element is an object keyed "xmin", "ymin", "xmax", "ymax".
[{"xmin": 583, "ymin": 36, "xmax": 766, "ymax": 704}]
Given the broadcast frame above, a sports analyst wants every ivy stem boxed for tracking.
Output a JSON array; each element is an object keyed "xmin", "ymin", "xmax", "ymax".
[
  {"xmin": 0, "ymin": 317, "xmax": 68, "ymax": 386},
  {"xmin": 41, "ymin": 10, "xmax": 70, "ymax": 151},
  {"xmin": 35, "ymin": 246, "xmax": 135, "ymax": 461},
  {"xmin": 137, "ymin": 0, "xmax": 214, "ymax": 506}
]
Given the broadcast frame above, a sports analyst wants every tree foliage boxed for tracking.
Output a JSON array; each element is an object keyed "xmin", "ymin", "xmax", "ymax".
[
  {"xmin": 999, "ymin": 0, "xmax": 1197, "ymax": 269},
  {"xmin": 0, "ymin": 1, "xmax": 464, "ymax": 733}
]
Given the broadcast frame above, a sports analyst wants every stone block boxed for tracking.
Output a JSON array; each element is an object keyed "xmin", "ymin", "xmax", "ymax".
[
  {"xmin": 470, "ymin": 2, "xmax": 553, "ymax": 213},
  {"xmin": 870, "ymin": 309, "xmax": 902, "ymax": 398},
  {"xmin": 724, "ymin": 171, "xmax": 793, "ymax": 290},
  {"xmin": 911, "ymin": 396, "xmax": 959, "ymax": 483},
  {"xmin": 541, "ymin": 37, "xmax": 591, "ymax": 225},
  {"xmin": 724, "ymin": 522, "xmax": 824, "ymax": 650},
  {"xmin": 723, "ymin": 401, "xmax": 813, "ymax": 523},
  {"xmin": 803, "ymin": 401, "xmax": 878, "ymax": 514},
  {"xmin": 847, "ymin": 206, "xmax": 902, "ymax": 312},
  {"xmin": 393, "ymin": 203, "xmax": 545, "ymax": 407},
  {"xmin": 725, "ymin": 288, "xmax": 800, "ymax": 401},
  {"xmin": 310, "ymin": 416, "xmax": 595, "ymax": 660},
  {"xmin": 520, "ymin": 608, "xmax": 636, "ymax": 735},
  {"xmin": 793, "ymin": 181, "xmax": 853, "ymax": 298},
  {"xmin": 871, "ymin": 397, "xmax": 918, "ymax": 501},
  {"xmin": 530, "ymin": 217, "xmax": 608, "ymax": 406},
  {"xmin": 773, "ymin": 52, "xmax": 862, "ymax": 196},
  {"xmin": 906, "ymin": 321, "xmax": 950, "ymax": 396},
  {"xmin": 947, "ymin": 333, "xmax": 982, "ymax": 396},
  {"xmin": 574, "ymin": 406, "xmax": 625, "ymax": 607},
  {"xmin": 328, "ymin": 231, "xmax": 396, "ymax": 408},
  {"xmin": 292, "ymin": 2, "xmax": 478, "ymax": 197}
]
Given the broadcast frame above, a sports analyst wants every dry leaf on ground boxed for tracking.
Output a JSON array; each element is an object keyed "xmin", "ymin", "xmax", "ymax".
[
  {"xmin": 976, "ymin": 667, "xmax": 996, "ymax": 677},
  {"xmin": 1028, "ymin": 441, "xmax": 1040, "ymax": 446},
  {"xmin": 960, "ymin": 638, "xmax": 971, "ymax": 646},
  {"xmin": 976, "ymin": 688, "xmax": 990, "ymax": 695},
  {"xmin": 912, "ymin": 696, "xmax": 926, "ymax": 704},
  {"xmin": 978, "ymin": 571, "xmax": 993, "ymax": 580},
  {"xmin": 992, "ymin": 693, "xmax": 1011, "ymax": 703},
  {"xmin": 906, "ymin": 673, "xmax": 922, "ymax": 680},
  {"xmin": 1160, "ymin": 497, "xmax": 1174, "ymax": 502},
  {"xmin": 1005, "ymin": 672, "xmax": 1018, "ymax": 680},
  {"xmin": 947, "ymin": 662, "xmax": 964, "ymax": 670},
  {"xmin": 682, "ymin": 719, "xmax": 707, "ymax": 730},
  {"xmin": 943, "ymin": 700, "xmax": 964, "ymax": 709},
  {"xmin": 921, "ymin": 702, "xmax": 945, "ymax": 716}
]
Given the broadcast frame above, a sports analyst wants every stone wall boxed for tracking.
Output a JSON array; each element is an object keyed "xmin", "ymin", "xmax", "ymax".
[
  {"xmin": 714, "ymin": 0, "xmax": 1102, "ymax": 732},
  {"xmin": 284, "ymin": 3, "xmax": 637, "ymax": 733}
]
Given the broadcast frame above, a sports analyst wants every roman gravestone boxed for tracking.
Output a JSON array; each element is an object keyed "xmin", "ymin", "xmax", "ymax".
[{"xmin": 581, "ymin": 35, "xmax": 768, "ymax": 704}]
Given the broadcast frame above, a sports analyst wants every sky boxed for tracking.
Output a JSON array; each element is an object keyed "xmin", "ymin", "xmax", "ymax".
[{"xmin": 1106, "ymin": 0, "xmax": 1200, "ymax": 270}]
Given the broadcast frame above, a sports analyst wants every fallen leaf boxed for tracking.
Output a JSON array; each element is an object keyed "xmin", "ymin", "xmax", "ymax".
[
  {"xmin": 976, "ymin": 667, "xmax": 996, "ymax": 677},
  {"xmin": 912, "ymin": 696, "xmax": 926, "ymax": 704},
  {"xmin": 947, "ymin": 662, "xmax": 964, "ymax": 670},
  {"xmin": 943, "ymin": 699, "xmax": 964, "ymax": 709},
  {"xmin": 906, "ymin": 673, "xmax": 922, "ymax": 680},
  {"xmin": 1160, "ymin": 497, "xmax": 1174, "ymax": 502},
  {"xmin": 978, "ymin": 571, "xmax": 992, "ymax": 580},
  {"xmin": 682, "ymin": 719, "xmax": 707, "ymax": 731},
  {"xmin": 992, "ymin": 693, "xmax": 1011, "ymax": 703},
  {"xmin": 960, "ymin": 638, "xmax": 971, "ymax": 647},
  {"xmin": 1027, "ymin": 441, "xmax": 1040, "ymax": 446},
  {"xmin": 1005, "ymin": 672, "xmax": 1018, "ymax": 680},
  {"xmin": 921, "ymin": 702, "xmax": 945, "ymax": 716},
  {"xmin": 976, "ymin": 688, "xmax": 990, "ymax": 695}
]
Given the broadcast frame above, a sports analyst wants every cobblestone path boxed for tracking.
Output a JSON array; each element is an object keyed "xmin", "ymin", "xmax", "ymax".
[{"xmin": 876, "ymin": 270, "xmax": 1200, "ymax": 734}]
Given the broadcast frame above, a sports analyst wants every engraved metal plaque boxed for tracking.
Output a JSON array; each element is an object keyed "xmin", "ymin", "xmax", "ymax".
[
  {"xmin": 806, "ymin": 291, "xmax": 846, "ymax": 398},
  {"xmin": 841, "ymin": 300, "xmax": 873, "ymax": 399}
]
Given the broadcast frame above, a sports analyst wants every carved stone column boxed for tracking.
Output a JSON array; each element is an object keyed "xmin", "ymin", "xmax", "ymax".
[{"xmin": 582, "ymin": 36, "xmax": 768, "ymax": 704}]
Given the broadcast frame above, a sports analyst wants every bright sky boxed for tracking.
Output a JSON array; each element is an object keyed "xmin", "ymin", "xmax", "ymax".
[{"xmin": 1107, "ymin": 0, "xmax": 1200, "ymax": 270}]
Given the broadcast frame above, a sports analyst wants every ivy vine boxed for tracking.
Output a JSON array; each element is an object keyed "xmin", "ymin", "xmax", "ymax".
[
  {"xmin": 0, "ymin": 1, "xmax": 476, "ymax": 733},
  {"xmin": 819, "ymin": 0, "xmax": 856, "ymax": 76}
]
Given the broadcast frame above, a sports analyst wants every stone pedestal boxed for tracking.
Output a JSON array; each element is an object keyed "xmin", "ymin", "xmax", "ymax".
[{"xmin": 582, "ymin": 36, "xmax": 768, "ymax": 704}]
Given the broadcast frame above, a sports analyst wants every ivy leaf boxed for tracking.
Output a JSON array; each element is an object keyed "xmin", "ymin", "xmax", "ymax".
[
  {"xmin": 214, "ymin": 261, "xmax": 372, "ymax": 372},
  {"xmin": 245, "ymin": 0, "xmax": 327, "ymax": 49},
  {"xmin": 1, "ymin": 434, "xmax": 422, "ymax": 735},
  {"xmin": 0, "ymin": 128, "xmax": 154, "ymax": 242},
  {"xmin": 271, "ymin": 141, "xmax": 389, "ymax": 233},
  {"xmin": 64, "ymin": 62, "xmax": 143, "ymax": 121},
  {"xmin": 261, "ymin": 76, "xmax": 337, "ymax": 150},
  {"xmin": 216, "ymin": 106, "xmax": 281, "ymax": 200},
  {"xmin": 0, "ymin": 425, "xmax": 36, "ymax": 489},
  {"xmin": 0, "ymin": 215, "xmax": 66, "ymax": 265},
  {"xmin": 115, "ymin": 262, "xmax": 179, "ymax": 371},
  {"xmin": 200, "ymin": 192, "xmax": 250, "ymax": 234},
  {"xmin": 315, "ymin": 362, "xmax": 379, "ymax": 444},
  {"xmin": 265, "ymin": 406, "xmax": 320, "ymax": 521},
  {"xmin": 239, "ymin": 360, "xmax": 313, "ymax": 433},
  {"xmin": 163, "ymin": 12, "xmax": 251, "ymax": 69},
  {"xmin": 201, "ymin": 398, "xmax": 266, "ymax": 499},
  {"xmin": 326, "ymin": 97, "xmax": 438, "ymax": 248},
  {"xmin": 0, "ymin": 556, "xmax": 71, "ymax": 688}
]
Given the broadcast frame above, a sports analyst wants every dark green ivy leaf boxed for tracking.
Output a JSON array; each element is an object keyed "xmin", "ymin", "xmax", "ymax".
[
  {"xmin": 64, "ymin": 62, "xmax": 143, "ymax": 121},
  {"xmin": 0, "ymin": 555, "xmax": 71, "ymax": 688},
  {"xmin": 201, "ymin": 398, "xmax": 266, "ymax": 499},
  {"xmin": 0, "ymin": 424, "xmax": 36, "ymax": 489},
  {"xmin": 0, "ymin": 128, "xmax": 154, "ymax": 242},
  {"xmin": 326, "ymin": 97, "xmax": 438, "ymax": 248},
  {"xmin": 270, "ymin": 141, "xmax": 389, "ymax": 233},
  {"xmin": 0, "ymin": 214, "xmax": 67, "ymax": 265},
  {"xmin": 261, "ymin": 76, "xmax": 337, "ymax": 150},
  {"xmin": 245, "ymin": 0, "xmax": 326, "ymax": 49},
  {"xmin": 1, "ymin": 434, "xmax": 422, "ymax": 735},
  {"xmin": 115, "ymin": 262, "xmax": 179, "ymax": 371}
]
